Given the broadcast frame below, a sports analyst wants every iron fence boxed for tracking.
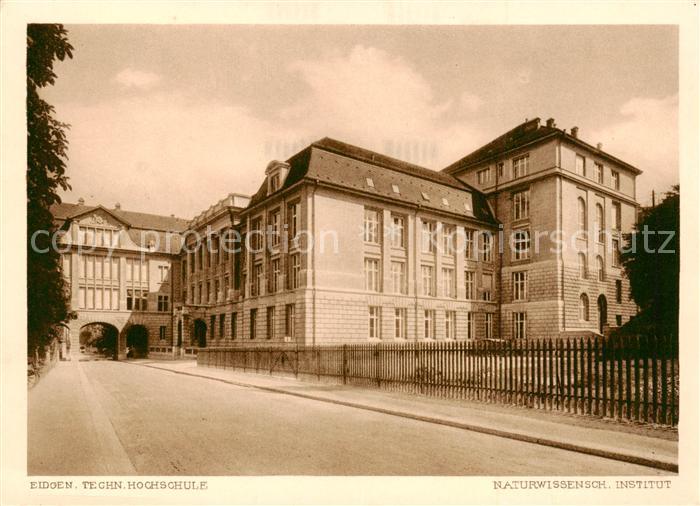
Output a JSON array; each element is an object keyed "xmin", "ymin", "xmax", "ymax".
[{"xmin": 197, "ymin": 336, "xmax": 679, "ymax": 426}]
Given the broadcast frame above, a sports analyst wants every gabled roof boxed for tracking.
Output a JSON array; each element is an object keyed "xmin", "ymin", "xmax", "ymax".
[
  {"xmin": 248, "ymin": 138, "xmax": 496, "ymax": 224},
  {"xmin": 442, "ymin": 117, "xmax": 642, "ymax": 175},
  {"xmin": 51, "ymin": 202, "xmax": 190, "ymax": 232}
]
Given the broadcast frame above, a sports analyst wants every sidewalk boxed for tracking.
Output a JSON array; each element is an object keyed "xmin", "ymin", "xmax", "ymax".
[
  {"xmin": 131, "ymin": 359, "xmax": 678, "ymax": 473},
  {"xmin": 28, "ymin": 360, "xmax": 136, "ymax": 475}
]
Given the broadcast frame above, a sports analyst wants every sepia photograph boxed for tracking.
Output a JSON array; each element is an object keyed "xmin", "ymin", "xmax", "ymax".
[{"xmin": 2, "ymin": 2, "xmax": 698, "ymax": 505}]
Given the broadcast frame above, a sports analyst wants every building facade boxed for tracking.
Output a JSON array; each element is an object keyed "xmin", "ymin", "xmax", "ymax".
[
  {"xmin": 52, "ymin": 201, "xmax": 189, "ymax": 358},
  {"xmin": 52, "ymin": 117, "xmax": 641, "ymax": 356},
  {"xmin": 443, "ymin": 118, "xmax": 640, "ymax": 339}
]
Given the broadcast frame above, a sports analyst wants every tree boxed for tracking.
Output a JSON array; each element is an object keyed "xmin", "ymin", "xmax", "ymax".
[
  {"xmin": 27, "ymin": 24, "xmax": 74, "ymax": 357},
  {"xmin": 617, "ymin": 186, "xmax": 680, "ymax": 339}
]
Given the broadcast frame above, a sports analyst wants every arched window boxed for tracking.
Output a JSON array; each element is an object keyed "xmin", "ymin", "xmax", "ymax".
[
  {"xmin": 578, "ymin": 252, "xmax": 587, "ymax": 279},
  {"xmin": 579, "ymin": 293, "xmax": 590, "ymax": 321},
  {"xmin": 596, "ymin": 255, "xmax": 605, "ymax": 281},
  {"xmin": 595, "ymin": 203, "xmax": 605, "ymax": 243},
  {"xmin": 577, "ymin": 197, "xmax": 587, "ymax": 233}
]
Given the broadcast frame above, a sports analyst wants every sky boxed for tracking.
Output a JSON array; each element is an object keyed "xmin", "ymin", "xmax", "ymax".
[{"xmin": 42, "ymin": 24, "xmax": 679, "ymax": 218}]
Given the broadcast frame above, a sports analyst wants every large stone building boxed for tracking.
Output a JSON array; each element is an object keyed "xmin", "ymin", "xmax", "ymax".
[
  {"xmin": 52, "ymin": 117, "xmax": 641, "ymax": 357},
  {"xmin": 52, "ymin": 200, "xmax": 189, "ymax": 358}
]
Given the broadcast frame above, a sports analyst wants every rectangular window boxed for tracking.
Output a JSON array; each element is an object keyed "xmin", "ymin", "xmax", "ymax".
[
  {"xmin": 466, "ymin": 312, "xmax": 475, "ymax": 340},
  {"xmin": 485, "ymin": 313, "xmax": 493, "ymax": 339},
  {"xmin": 266, "ymin": 306, "xmax": 275, "ymax": 339},
  {"xmin": 595, "ymin": 162, "xmax": 604, "ymax": 184},
  {"xmin": 497, "ymin": 162, "xmax": 505, "ymax": 179},
  {"xmin": 616, "ymin": 279, "xmax": 623, "ymax": 304},
  {"xmin": 513, "ymin": 229, "xmax": 530, "ymax": 261},
  {"xmin": 157, "ymin": 295, "xmax": 169, "ymax": 312},
  {"xmin": 210, "ymin": 315, "xmax": 216, "ymax": 339},
  {"xmin": 513, "ymin": 189, "xmax": 530, "ymax": 221},
  {"xmin": 390, "ymin": 261, "xmax": 407, "ymax": 295},
  {"xmin": 269, "ymin": 258, "xmax": 280, "ymax": 293},
  {"xmin": 513, "ymin": 271, "xmax": 528, "ymax": 301},
  {"xmin": 390, "ymin": 215, "xmax": 405, "ymax": 248},
  {"xmin": 612, "ymin": 239, "xmax": 621, "ymax": 267},
  {"xmin": 252, "ymin": 263, "xmax": 263, "ymax": 296},
  {"xmin": 441, "ymin": 225, "xmax": 455, "ymax": 255},
  {"xmin": 287, "ymin": 201, "xmax": 300, "ymax": 246},
  {"xmin": 205, "ymin": 282, "xmax": 210, "ymax": 303},
  {"xmin": 445, "ymin": 311, "xmax": 456, "ymax": 340},
  {"xmin": 482, "ymin": 273, "xmax": 493, "ymax": 301},
  {"xmin": 481, "ymin": 232, "xmax": 493, "ymax": 262},
  {"xmin": 464, "ymin": 270, "xmax": 475, "ymax": 299},
  {"xmin": 513, "ymin": 154, "xmax": 529, "ymax": 178},
  {"xmin": 368, "ymin": 306, "xmax": 381, "ymax": 339},
  {"xmin": 464, "ymin": 229, "xmax": 475, "ymax": 260},
  {"xmin": 250, "ymin": 309, "xmax": 257, "ymax": 339},
  {"xmin": 421, "ymin": 265, "xmax": 435, "ymax": 296},
  {"xmin": 575, "ymin": 154, "xmax": 586, "ymax": 176},
  {"xmin": 612, "ymin": 170, "xmax": 620, "ymax": 190},
  {"xmin": 616, "ymin": 315, "xmax": 622, "ymax": 326},
  {"xmin": 612, "ymin": 202, "xmax": 621, "ymax": 231},
  {"xmin": 218, "ymin": 314, "xmax": 224, "ymax": 340},
  {"xmin": 231, "ymin": 312, "xmax": 237, "ymax": 339},
  {"xmin": 424, "ymin": 310, "xmax": 435, "ymax": 339},
  {"xmin": 364, "ymin": 209, "xmax": 380, "ymax": 244},
  {"xmin": 441, "ymin": 267, "xmax": 455, "ymax": 298},
  {"xmin": 421, "ymin": 221, "xmax": 436, "ymax": 253},
  {"xmin": 513, "ymin": 312, "xmax": 527, "ymax": 339},
  {"xmin": 285, "ymin": 304, "xmax": 295, "ymax": 338},
  {"xmin": 394, "ymin": 308, "xmax": 407, "ymax": 339},
  {"xmin": 364, "ymin": 258, "xmax": 381, "ymax": 292},
  {"xmin": 268, "ymin": 209, "xmax": 281, "ymax": 248},
  {"xmin": 288, "ymin": 253, "xmax": 301, "ymax": 289},
  {"xmin": 159, "ymin": 326, "xmax": 166, "ymax": 341},
  {"xmin": 477, "ymin": 168, "xmax": 491, "ymax": 185},
  {"xmin": 250, "ymin": 217, "xmax": 263, "ymax": 251}
]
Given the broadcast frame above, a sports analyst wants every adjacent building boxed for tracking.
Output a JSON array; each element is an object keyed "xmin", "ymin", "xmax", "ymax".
[{"xmin": 51, "ymin": 117, "xmax": 642, "ymax": 356}]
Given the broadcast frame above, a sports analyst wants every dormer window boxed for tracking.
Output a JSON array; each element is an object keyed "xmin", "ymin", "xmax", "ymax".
[
  {"xmin": 392, "ymin": 184, "xmax": 400, "ymax": 194},
  {"xmin": 366, "ymin": 177, "xmax": 375, "ymax": 188},
  {"xmin": 265, "ymin": 160, "xmax": 290, "ymax": 195},
  {"xmin": 270, "ymin": 174, "xmax": 280, "ymax": 193}
]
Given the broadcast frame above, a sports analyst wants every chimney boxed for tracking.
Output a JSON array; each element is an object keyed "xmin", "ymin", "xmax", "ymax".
[
  {"xmin": 77, "ymin": 197, "xmax": 85, "ymax": 205},
  {"xmin": 114, "ymin": 202, "xmax": 121, "ymax": 210},
  {"xmin": 571, "ymin": 126, "xmax": 579, "ymax": 138},
  {"xmin": 596, "ymin": 142, "xmax": 603, "ymax": 150},
  {"xmin": 546, "ymin": 118, "xmax": 556, "ymax": 128}
]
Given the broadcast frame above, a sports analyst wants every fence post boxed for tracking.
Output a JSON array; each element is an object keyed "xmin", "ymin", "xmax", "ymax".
[{"xmin": 342, "ymin": 344, "xmax": 347, "ymax": 385}]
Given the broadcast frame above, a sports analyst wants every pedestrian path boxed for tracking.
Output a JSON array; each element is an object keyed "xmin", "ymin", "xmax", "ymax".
[
  {"xmin": 131, "ymin": 359, "xmax": 678, "ymax": 473},
  {"xmin": 28, "ymin": 360, "xmax": 136, "ymax": 475}
]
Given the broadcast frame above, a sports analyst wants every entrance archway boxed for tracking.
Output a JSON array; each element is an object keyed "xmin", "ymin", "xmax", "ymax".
[
  {"xmin": 193, "ymin": 319, "xmax": 207, "ymax": 348},
  {"xmin": 126, "ymin": 324, "xmax": 149, "ymax": 358},
  {"xmin": 80, "ymin": 322, "xmax": 119, "ymax": 359},
  {"xmin": 597, "ymin": 294, "xmax": 608, "ymax": 334}
]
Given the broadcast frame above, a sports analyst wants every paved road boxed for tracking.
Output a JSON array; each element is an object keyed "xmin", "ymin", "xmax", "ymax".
[{"xmin": 28, "ymin": 360, "xmax": 670, "ymax": 476}]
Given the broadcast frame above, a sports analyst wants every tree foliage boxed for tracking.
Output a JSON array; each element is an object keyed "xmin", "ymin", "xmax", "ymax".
[
  {"xmin": 618, "ymin": 186, "xmax": 680, "ymax": 339},
  {"xmin": 27, "ymin": 24, "xmax": 74, "ymax": 356}
]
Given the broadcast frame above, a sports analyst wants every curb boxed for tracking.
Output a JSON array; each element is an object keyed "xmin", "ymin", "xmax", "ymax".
[{"xmin": 130, "ymin": 361, "xmax": 678, "ymax": 473}]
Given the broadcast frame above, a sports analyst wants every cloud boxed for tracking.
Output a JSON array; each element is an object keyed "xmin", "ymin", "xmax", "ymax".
[
  {"xmin": 590, "ymin": 94, "xmax": 678, "ymax": 205},
  {"xmin": 459, "ymin": 92, "xmax": 483, "ymax": 113},
  {"xmin": 280, "ymin": 45, "xmax": 486, "ymax": 168},
  {"xmin": 57, "ymin": 45, "xmax": 490, "ymax": 217},
  {"xmin": 56, "ymin": 92, "xmax": 278, "ymax": 217},
  {"xmin": 114, "ymin": 68, "xmax": 162, "ymax": 89}
]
